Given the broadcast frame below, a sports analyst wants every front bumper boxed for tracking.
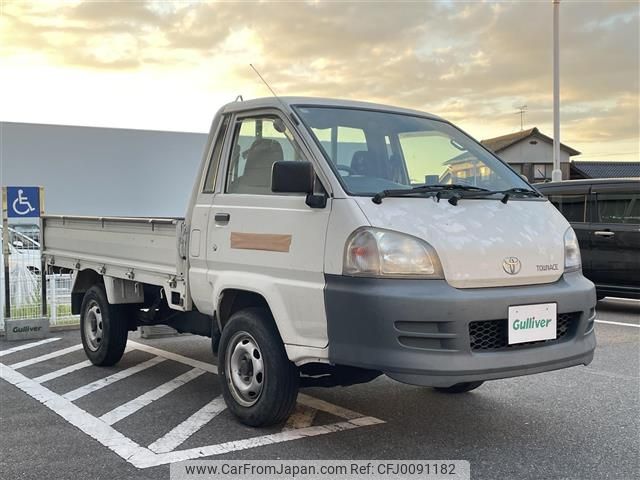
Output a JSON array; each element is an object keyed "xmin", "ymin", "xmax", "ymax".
[{"xmin": 324, "ymin": 272, "xmax": 596, "ymax": 387}]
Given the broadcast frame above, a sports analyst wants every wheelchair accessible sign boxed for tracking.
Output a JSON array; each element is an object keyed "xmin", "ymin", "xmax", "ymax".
[{"xmin": 7, "ymin": 186, "xmax": 41, "ymax": 218}]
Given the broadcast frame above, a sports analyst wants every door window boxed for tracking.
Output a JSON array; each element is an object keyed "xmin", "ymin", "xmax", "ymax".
[
  {"xmin": 202, "ymin": 116, "xmax": 230, "ymax": 193},
  {"xmin": 547, "ymin": 194, "xmax": 587, "ymax": 223},
  {"xmin": 226, "ymin": 116, "xmax": 304, "ymax": 195},
  {"xmin": 597, "ymin": 193, "xmax": 639, "ymax": 224}
]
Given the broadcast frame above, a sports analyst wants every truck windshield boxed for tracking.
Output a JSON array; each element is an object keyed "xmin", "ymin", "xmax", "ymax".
[{"xmin": 294, "ymin": 106, "xmax": 530, "ymax": 196}]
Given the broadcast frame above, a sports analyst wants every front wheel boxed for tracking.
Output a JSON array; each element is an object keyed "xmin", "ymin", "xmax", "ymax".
[
  {"xmin": 219, "ymin": 307, "xmax": 299, "ymax": 427},
  {"xmin": 80, "ymin": 285, "xmax": 128, "ymax": 366},
  {"xmin": 433, "ymin": 381, "xmax": 484, "ymax": 394}
]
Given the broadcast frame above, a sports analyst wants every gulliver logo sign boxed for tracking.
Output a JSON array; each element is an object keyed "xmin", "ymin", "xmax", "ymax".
[
  {"xmin": 12, "ymin": 325, "xmax": 43, "ymax": 333},
  {"xmin": 508, "ymin": 303, "xmax": 557, "ymax": 344}
]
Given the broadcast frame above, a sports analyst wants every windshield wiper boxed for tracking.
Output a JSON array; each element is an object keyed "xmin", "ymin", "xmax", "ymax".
[
  {"xmin": 499, "ymin": 187, "xmax": 543, "ymax": 198},
  {"xmin": 372, "ymin": 184, "xmax": 491, "ymax": 204},
  {"xmin": 372, "ymin": 184, "xmax": 541, "ymax": 205},
  {"xmin": 445, "ymin": 187, "xmax": 544, "ymax": 205}
]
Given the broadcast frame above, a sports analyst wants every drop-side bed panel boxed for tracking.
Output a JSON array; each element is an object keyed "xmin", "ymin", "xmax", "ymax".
[{"xmin": 42, "ymin": 215, "xmax": 187, "ymax": 305}]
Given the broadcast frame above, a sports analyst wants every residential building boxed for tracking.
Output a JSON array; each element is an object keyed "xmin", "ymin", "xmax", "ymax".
[
  {"xmin": 481, "ymin": 127, "xmax": 580, "ymax": 182},
  {"xmin": 570, "ymin": 161, "xmax": 640, "ymax": 179}
]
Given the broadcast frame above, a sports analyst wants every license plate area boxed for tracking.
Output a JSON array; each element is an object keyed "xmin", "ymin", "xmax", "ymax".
[{"xmin": 508, "ymin": 303, "xmax": 557, "ymax": 345}]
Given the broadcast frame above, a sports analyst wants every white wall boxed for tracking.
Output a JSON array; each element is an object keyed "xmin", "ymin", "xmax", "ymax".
[
  {"xmin": 499, "ymin": 139, "xmax": 571, "ymax": 165},
  {"xmin": 1, "ymin": 122, "xmax": 208, "ymax": 217}
]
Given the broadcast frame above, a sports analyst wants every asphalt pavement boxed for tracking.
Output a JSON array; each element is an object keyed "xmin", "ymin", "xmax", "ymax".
[{"xmin": 0, "ymin": 298, "xmax": 638, "ymax": 480}]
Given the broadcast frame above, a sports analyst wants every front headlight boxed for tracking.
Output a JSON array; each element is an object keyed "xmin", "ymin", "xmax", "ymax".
[
  {"xmin": 564, "ymin": 227, "xmax": 582, "ymax": 272},
  {"xmin": 343, "ymin": 228, "xmax": 444, "ymax": 278}
]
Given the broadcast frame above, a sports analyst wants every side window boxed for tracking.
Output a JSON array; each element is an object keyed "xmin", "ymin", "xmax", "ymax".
[
  {"xmin": 202, "ymin": 116, "xmax": 229, "ymax": 193},
  {"xmin": 597, "ymin": 193, "xmax": 638, "ymax": 224},
  {"xmin": 225, "ymin": 116, "xmax": 304, "ymax": 195},
  {"xmin": 547, "ymin": 194, "xmax": 586, "ymax": 222}
]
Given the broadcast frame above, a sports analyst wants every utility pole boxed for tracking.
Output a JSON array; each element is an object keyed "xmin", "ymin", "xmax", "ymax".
[
  {"xmin": 552, "ymin": 0, "xmax": 562, "ymax": 182},
  {"xmin": 516, "ymin": 105, "xmax": 528, "ymax": 131}
]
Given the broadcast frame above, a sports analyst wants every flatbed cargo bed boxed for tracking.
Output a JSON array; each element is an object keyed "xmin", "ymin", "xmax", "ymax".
[{"xmin": 42, "ymin": 215, "xmax": 188, "ymax": 306}]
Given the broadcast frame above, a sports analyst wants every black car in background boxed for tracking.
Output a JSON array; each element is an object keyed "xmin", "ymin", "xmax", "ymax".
[{"xmin": 536, "ymin": 178, "xmax": 640, "ymax": 300}]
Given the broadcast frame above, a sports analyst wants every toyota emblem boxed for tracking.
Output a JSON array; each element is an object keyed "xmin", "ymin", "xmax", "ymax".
[{"xmin": 502, "ymin": 257, "xmax": 522, "ymax": 275}]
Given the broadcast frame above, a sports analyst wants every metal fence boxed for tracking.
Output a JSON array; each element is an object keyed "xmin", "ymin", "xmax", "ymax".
[{"xmin": 0, "ymin": 225, "xmax": 78, "ymax": 331}]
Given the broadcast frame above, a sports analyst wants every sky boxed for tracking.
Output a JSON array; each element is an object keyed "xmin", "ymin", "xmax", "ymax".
[{"xmin": 1, "ymin": 0, "xmax": 638, "ymax": 161}]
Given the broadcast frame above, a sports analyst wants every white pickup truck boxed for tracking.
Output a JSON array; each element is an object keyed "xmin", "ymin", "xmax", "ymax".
[{"xmin": 43, "ymin": 97, "xmax": 596, "ymax": 426}]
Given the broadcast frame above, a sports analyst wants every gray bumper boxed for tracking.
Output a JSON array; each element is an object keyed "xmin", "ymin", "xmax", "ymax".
[{"xmin": 324, "ymin": 272, "xmax": 596, "ymax": 387}]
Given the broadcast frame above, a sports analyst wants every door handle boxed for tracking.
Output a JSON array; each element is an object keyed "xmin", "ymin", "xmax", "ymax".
[
  {"xmin": 593, "ymin": 231, "xmax": 615, "ymax": 237},
  {"xmin": 214, "ymin": 213, "xmax": 230, "ymax": 224}
]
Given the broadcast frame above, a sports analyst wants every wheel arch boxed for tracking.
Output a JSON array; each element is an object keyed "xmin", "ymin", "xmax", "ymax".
[
  {"xmin": 71, "ymin": 269, "xmax": 102, "ymax": 314},
  {"xmin": 217, "ymin": 288, "xmax": 272, "ymax": 333}
]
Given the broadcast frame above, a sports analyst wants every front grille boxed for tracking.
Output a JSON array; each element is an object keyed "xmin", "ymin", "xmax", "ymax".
[{"xmin": 469, "ymin": 312, "xmax": 580, "ymax": 351}]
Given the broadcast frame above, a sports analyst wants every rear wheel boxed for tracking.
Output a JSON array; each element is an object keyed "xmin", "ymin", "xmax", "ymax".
[
  {"xmin": 219, "ymin": 307, "xmax": 299, "ymax": 427},
  {"xmin": 80, "ymin": 285, "xmax": 128, "ymax": 366},
  {"xmin": 433, "ymin": 381, "xmax": 484, "ymax": 394}
]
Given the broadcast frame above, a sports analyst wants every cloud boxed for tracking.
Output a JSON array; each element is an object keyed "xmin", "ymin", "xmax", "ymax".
[{"xmin": 1, "ymin": 0, "xmax": 638, "ymax": 158}]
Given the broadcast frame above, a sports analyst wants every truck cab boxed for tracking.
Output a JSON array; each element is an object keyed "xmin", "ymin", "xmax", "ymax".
[{"xmin": 44, "ymin": 97, "xmax": 597, "ymax": 426}]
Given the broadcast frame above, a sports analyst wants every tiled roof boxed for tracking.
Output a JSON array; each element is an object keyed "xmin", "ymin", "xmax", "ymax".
[
  {"xmin": 571, "ymin": 161, "xmax": 640, "ymax": 179},
  {"xmin": 481, "ymin": 127, "xmax": 580, "ymax": 156}
]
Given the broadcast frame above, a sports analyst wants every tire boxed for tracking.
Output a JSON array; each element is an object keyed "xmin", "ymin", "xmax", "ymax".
[
  {"xmin": 219, "ymin": 307, "xmax": 299, "ymax": 427},
  {"xmin": 433, "ymin": 381, "xmax": 484, "ymax": 394},
  {"xmin": 80, "ymin": 285, "xmax": 129, "ymax": 366},
  {"xmin": 211, "ymin": 319, "xmax": 221, "ymax": 357}
]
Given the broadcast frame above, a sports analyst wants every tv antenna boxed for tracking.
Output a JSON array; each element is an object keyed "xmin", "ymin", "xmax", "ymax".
[{"xmin": 515, "ymin": 105, "xmax": 528, "ymax": 131}]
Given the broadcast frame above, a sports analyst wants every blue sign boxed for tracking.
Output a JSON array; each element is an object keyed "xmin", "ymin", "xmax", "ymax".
[{"xmin": 7, "ymin": 186, "xmax": 40, "ymax": 218}]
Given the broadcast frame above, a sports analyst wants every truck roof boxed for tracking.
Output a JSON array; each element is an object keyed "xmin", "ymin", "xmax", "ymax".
[{"xmin": 220, "ymin": 96, "xmax": 443, "ymax": 121}]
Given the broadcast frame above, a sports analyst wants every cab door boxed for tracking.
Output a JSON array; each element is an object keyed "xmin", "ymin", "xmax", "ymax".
[
  {"xmin": 188, "ymin": 114, "xmax": 230, "ymax": 314},
  {"xmin": 205, "ymin": 110, "xmax": 332, "ymax": 348},
  {"xmin": 590, "ymin": 183, "xmax": 640, "ymax": 290}
]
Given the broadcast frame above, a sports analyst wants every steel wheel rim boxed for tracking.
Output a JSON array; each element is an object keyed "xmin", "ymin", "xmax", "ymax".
[
  {"xmin": 84, "ymin": 301, "xmax": 103, "ymax": 352},
  {"xmin": 225, "ymin": 331, "xmax": 265, "ymax": 407}
]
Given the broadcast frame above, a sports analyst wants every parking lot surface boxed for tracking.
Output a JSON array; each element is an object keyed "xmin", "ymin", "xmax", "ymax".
[{"xmin": 1, "ymin": 298, "xmax": 638, "ymax": 480}]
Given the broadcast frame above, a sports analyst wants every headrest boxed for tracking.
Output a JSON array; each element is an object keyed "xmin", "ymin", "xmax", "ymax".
[
  {"xmin": 351, "ymin": 150, "xmax": 373, "ymax": 175},
  {"xmin": 245, "ymin": 138, "xmax": 284, "ymax": 173}
]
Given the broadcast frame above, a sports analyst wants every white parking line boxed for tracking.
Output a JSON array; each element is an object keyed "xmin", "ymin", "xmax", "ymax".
[
  {"xmin": 128, "ymin": 341, "xmax": 218, "ymax": 374},
  {"xmin": 63, "ymin": 356, "xmax": 166, "ymax": 401},
  {"xmin": 32, "ymin": 346, "xmax": 134, "ymax": 383},
  {"xmin": 33, "ymin": 360, "xmax": 93, "ymax": 383},
  {"xmin": 0, "ymin": 342, "xmax": 385, "ymax": 468},
  {"xmin": 602, "ymin": 297, "xmax": 640, "ymax": 303},
  {"xmin": 100, "ymin": 368, "xmax": 206, "ymax": 425},
  {"xmin": 9, "ymin": 344, "xmax": 84, "ymax": 369},
  {"xmin": 148, "ymin": 396, "xmax": 227, "ymax": 453},
  {"xmin": 595, "ymin": 319, "xmax": 640, "ymax": 328},
  {"xmin": 148, "ymin": 416, "xmax": 386, "ymax": 468},
  {"xmin": 0, "ymin": 338, "xmax": 60, "ymax": 357},
  {"xmin": 297, "ymin": 393, "xmax": 364, "ymax": 420},
  {"xmin": 1, "ymin": 363, "xmax": 151, "ymax": 466}
]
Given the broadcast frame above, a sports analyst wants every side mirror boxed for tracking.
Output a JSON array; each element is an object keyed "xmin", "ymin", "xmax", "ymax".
[{"xmin": 271, "ymin": 161, "xmax": 315, "ymax": 194}]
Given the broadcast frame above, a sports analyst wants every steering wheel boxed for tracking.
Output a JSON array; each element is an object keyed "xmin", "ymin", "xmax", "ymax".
[{"xmin": 336, "ymin": 164, "xmax": 354, "ymax": 176}]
